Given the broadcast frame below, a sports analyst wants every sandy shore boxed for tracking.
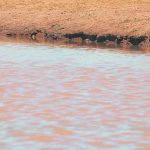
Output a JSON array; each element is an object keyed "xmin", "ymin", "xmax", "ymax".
[
  {"xmin": 0, "ymin": 0, "xmax": 150, "ymax": 49},
  {"xmin": 1, "ymin": 0, "xmax": 150, "ymax": 35}
]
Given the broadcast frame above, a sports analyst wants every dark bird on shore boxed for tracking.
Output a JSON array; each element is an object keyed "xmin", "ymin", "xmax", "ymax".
[{"xmin": 30, "ymin": 30, "xmax": 41, "ymax": 39}]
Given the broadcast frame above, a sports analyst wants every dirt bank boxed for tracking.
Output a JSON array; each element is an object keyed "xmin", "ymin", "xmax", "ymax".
[
  {"xmin": 0, "ymin": 0, "xmax": 150, "ymax": 49},
  {"xmin": 0, "ymin": 0, "xmax": 150, "ymax": 35}
]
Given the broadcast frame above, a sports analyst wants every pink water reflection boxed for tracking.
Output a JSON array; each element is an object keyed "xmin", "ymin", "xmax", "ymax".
[{"xmin": 0, "ymin": 41, "xmax": 150, "ymax": 150}]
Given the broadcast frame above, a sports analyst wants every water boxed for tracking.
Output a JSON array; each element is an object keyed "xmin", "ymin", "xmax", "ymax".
[{"xmin": 0, "ymin": 40, "xmax": 150, "ymax": 150}]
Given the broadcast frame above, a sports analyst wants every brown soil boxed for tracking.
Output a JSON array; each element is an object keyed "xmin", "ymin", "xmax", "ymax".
[{"xmin": 0, "ymin": 0, "xmax": 150, "ymax": 36}]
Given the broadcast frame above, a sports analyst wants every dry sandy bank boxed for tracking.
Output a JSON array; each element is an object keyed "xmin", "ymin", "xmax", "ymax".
[{"xmin": 0, "ymin": 0, "xmax": 150, "ymax": 36}]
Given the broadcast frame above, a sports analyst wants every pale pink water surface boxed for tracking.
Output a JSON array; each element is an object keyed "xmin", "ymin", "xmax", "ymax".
[{"xmin": 0, "ymin": 40, "xmax": 150, "ymax": 150}]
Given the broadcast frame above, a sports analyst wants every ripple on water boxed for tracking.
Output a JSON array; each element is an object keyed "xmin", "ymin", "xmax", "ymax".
[{"xmin": 0, "ymin": 42, "xmax": 150, "ymax": 150}]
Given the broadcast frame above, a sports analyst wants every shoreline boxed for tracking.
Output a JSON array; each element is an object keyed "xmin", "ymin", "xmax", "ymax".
[
  {"xmin": 0, "ymin": 32, "xmax": 150, "ymax": 52},
  {"xmin": 0, "ymin": 0, "xmax": 150, "ymax": 50},
  {"xmin": 0, "ymin": 31, "xmax": 149, "ymax": 51}
]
